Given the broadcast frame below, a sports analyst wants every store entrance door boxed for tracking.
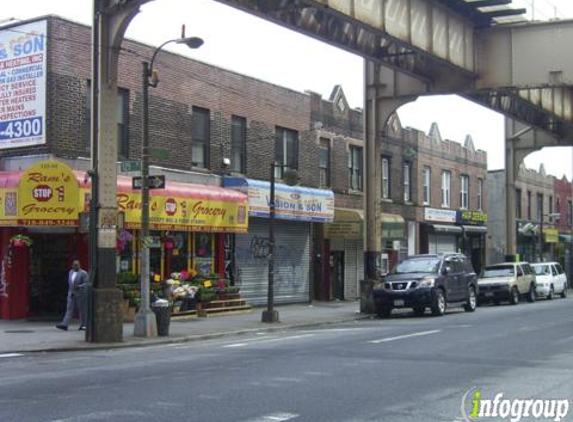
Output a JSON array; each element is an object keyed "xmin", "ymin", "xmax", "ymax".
[
  {"xmin": 331, "ymin": 251, "xmax": 345, "ymax": 300},
  {"xmin": 29, "ymin": 234, "xmax": 72, "ymax": 319}
]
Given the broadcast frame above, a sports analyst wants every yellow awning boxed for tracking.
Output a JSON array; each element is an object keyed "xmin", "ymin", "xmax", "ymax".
[{"xmin": 334, "ymin": 208, "xmax": 363, "ymax": 222}]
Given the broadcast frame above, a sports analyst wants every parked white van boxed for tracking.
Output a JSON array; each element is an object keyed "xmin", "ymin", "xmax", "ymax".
[{"xmin": 531, "ymin": 262, "xmax": 568, "ymax": 300}]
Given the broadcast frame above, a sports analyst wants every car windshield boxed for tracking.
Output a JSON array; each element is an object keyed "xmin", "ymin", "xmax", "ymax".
[
  {"xmin": 394, "ymin": 258, "xmax": 441, "ymax": 274},
  {"xmin": 532, "ymin": 265, "xmax": 551, "ymax": 276},
  {"xmin": 482, "ymin": 265, "xmax": 514, "ymax": 278}
]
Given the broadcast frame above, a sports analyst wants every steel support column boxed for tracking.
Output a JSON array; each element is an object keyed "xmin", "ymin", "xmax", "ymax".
[
  {"xmin": 89, "ymin": 0, "xmax": 148, "ymax": 343},
  {"xmin": 362, "ymin": 61, "xmax": 416, "ymax": 313},
  {"xmin": 504, "ymin": 125, "xmax": 518, "ymax": 259}
]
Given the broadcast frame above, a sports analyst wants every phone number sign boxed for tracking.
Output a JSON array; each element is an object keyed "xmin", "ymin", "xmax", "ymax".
[{"xmin": 0, "ymin": 20, "xmax": 47, "ymax": 150}]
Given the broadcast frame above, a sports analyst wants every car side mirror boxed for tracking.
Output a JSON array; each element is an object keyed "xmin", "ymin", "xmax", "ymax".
[{"xmin": 442, "ymin": 267, "xmax": 450, "ymax": 275}]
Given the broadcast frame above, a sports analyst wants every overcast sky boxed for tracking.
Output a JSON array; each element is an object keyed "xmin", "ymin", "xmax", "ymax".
[{"xmin": 2, "ymin": 0, "xmax": 573, "ymax": 179}]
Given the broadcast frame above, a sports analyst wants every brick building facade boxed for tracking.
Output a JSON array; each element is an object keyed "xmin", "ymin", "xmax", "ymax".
[{"xmin": 2, "ymin": 16, "xmax": 489, "ymax": 315}]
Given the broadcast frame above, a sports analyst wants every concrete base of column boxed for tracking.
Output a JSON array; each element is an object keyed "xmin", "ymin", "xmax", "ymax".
[
  {"xmin": 360, "ymin": 278, "xmax": 376, "ymax": 314},
  {"xmin": 133, "ymin": 309, "xmax": 157, "ymax": 337},
  {"xmin": 261, "ymin": 310, "xmax": 280, "ymax": 323},
  {"xmin": 89, "ymin": 288, "xmax": 123, "ymax": 343}
]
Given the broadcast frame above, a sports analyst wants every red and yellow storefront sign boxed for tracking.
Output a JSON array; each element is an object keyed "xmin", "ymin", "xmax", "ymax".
[
  {"xmin": 1, "ymin": 161, "xmax": 249, "ymax": 233},
  {"xmin": 113, "ymin": 191, "xmax": 248, "ymax": 232},
  {"xmin": 1, "ymin": 161, "xmax": 79, "ymax": 226}
]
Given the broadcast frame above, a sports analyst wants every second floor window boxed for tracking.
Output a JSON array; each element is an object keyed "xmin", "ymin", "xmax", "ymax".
[
  {"xmin": 537, "ymin": 193, "xmax": 544, "ymax": 222},
  {"xmin": 516, "ymin": 188, "xmax": 522, "ymax": 219},
  {"xmin": 318, "ymin": 138, "xmax": 330, "ymax": 188},
  {"xmin": 348, "ymin": 145, "xmax": 363, "ymax": 192},
  {"xmin": 231, "ymin": 115, "xmax": 246, "ymax": 173},
  {"xmin": 549, "ymin": 195, "xmax": 554, "ymax": 222},
  {"xmin": 403, "ymin": 162, "xmax": 412, "ymax": 202},
  {"xmin": 275, "ymin": 126, "xmax": 298, "ymax": 178},
  {"xmin": 442, "ymin": 171, "xmax": 451, "ymax": 208},
  {"xmin": 423, "ymin": 166, "xmax": 431, "ymax": 205},
  {"xmin": 569, "ymin": 200, "xmax": 573, "ymax": 227},
  {"xmin": 191, "ymin": 106, "xmax": 210, "ymax": 169},
  {"xmin": 86, "ymin": 82, "xmax": 129, "ymax": 159},
  {"xmin": 477, "ymin": 178, "xmax": 483, "ymax": 211},
  {"xmin": 382, "ymin": 157, "xmax": 390, "ymax": 199},
  {"xmin": 460, "ymin": 175, "xmax": 469, "ymax": 209}
]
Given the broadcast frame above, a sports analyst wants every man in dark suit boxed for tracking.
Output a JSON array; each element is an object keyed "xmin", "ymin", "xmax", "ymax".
[{"xmin": 56, "ymin": 259, "xmax": 89, "ymax": 331}]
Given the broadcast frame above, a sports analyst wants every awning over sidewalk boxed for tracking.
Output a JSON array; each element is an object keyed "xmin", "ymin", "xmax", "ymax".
[
  {"xmin": 430, "ymin": 224, "xmax": 463, "ymax": 234},
  {"xmin": 327, "ymin": 208, "xmax": 363, "ymax": 238},
  {"xmin": 462, "ymin": 225, "xmax": 488, "ymax": 234},
  {"xmin": 1, "ymin": 160, "xmax": 249, "ymax": 232},
  {"xmin": 559, "ymin": 234, "xmax": 573, "ymax": 243},
  {"xmin": 381, "ymin": 213, "xmax": 405, "ymax": 239}
]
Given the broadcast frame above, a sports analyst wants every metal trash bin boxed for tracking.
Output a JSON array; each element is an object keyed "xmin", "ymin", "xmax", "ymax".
[{"xmin": 152, "ymin": 299, "xmax": 171, "ymax": 336}]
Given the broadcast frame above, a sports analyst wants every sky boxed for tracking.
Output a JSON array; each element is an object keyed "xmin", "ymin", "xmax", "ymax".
[{"xmin": 2, "ymin": 0, "xmax": 573, "ymax": 179}]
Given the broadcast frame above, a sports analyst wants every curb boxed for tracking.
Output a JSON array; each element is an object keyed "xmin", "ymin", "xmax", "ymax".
[{"xmin": 7, "ymin": 313, "xmax": 372, "ymax": 354}]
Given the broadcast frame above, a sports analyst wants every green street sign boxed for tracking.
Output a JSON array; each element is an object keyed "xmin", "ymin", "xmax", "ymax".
[
  {"xmin": 149, "ymin": 148, "xmax": 170, "ymax": 160},
  {"xmin": 121, "ymin": 160, "xmax": 142, "ymax": 172}
]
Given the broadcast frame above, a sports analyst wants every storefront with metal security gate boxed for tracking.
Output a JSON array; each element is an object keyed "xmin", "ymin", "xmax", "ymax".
[
  {"xmin": 224, "ymin": 177, "xmax": 334, "ymax": 306},
  {"xmin": 421, "ymin": 208, "xmax": 461, "ymax": 255}
]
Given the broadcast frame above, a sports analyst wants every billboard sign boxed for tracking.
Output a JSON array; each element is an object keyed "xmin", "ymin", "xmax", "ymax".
[{"xmin": 0, "ymin": 20, "xmax": 47, "ymax": 150}]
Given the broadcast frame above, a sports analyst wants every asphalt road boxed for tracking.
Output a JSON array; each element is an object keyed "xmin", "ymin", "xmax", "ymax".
[{"xmin": 1, "ymin": 297, "xmax": 573, "ymax": 422}]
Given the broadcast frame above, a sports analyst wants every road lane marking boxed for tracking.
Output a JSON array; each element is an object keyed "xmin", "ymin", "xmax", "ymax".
[
  {"xmin": 369, "ymin": 329, "xmax": 441, "ymax": 344},
  {"xmin": 239, "ymin": 412, "xmax": 299, "ymax": 422},
  {"xmin": 0, "ymin": 353, "xmax": 23, "ymax": 358},
  {"xmin": 223, "ymin": 334, "xmax": 314, "ymax": 348}
]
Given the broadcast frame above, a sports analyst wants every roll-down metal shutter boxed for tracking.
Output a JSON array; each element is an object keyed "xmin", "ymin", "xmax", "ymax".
[
  {"xmin": 234, "ymin": 218, "xmax": 310, "ymax": 305},
  {"xmin": 428, "ymin": 233, "xmax": 457, "ymax": 254}
]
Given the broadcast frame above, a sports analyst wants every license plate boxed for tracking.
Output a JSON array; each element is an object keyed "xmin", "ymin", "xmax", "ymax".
[{"xmin": 394, "ymin": 299, "xmax": 405, "ymax": 307}]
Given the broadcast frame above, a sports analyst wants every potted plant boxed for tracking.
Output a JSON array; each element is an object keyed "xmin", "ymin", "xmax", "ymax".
[{"xmin": 9, "ymin": 234, "xmax": 33, "ymax": 247}]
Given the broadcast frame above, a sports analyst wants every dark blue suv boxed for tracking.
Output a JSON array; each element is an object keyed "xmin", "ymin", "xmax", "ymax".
[{"xmin": 373, "ymin": 253, "xmax": 478, "ymax": 317}]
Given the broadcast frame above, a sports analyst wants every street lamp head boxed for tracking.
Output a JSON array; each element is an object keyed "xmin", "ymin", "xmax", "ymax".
[
  {"xmin": 176, "ymin": 36, "xmax": 204, "ymax": 50},
  {"xmin": 282, "ymin": 168, "xmax": 300, "ymax": 187}
]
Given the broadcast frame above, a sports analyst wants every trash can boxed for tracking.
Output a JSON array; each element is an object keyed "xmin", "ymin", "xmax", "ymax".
[{"xmin": 152, "ymin": 299, "xmax": 172, "ymax": 336}]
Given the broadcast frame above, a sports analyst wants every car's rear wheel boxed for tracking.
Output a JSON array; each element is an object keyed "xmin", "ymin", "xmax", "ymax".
[
  {"xmin": 463, "ymin": 287, "xmax": 477, "ymax": 312},
  {"xmin": 509, "ymin": 286, "xmax": 519, "ymax": 305},
  {"xmin": 413, "ymin": 306, "xmax": 425, "ymax": 316},
  {"xmin": 561, "ymin": 285, "xmax": 568, "ymax": 298},
  {"xmin": 526, "ymin": 283, "xmax": 536, "ymax": 303},
  {"xmin": 547, "ymin": 285, "xmax": 554, "ymax": 300},
  {"xmin": 377, "ymin": 306, "xmax": 392, "ymax": 318},
  {"xmin": 430, "ymin": 289, "xmax": 446, "ymax": 316}
]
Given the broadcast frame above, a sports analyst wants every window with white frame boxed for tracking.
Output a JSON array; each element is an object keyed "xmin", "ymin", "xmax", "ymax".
[
  {"xmin": 318, "ymin": 138, "xmax": 330, "ymax": 188},
  {"xmin": 382, "ymin": 157, "xmax": 390, "ymax": 199},
  {"xmin": 191, "ymin": 106, "xmax": 210, "ymax": 169},
  {"xmin": 460, "ymin": 175, "xmax": 469, "ymax": 209},
  {"xmin": 477, "ymin": 178, "xmax": 483, "ymax": 211},
  {"xmin": 403, "ymin": 162, "xmax": 412, "ymax": 202},
  {"xmin": 348, "ymin": 145, "xmax": 363, "ymax": 191},
  {"xmin": 442, "ymin": 170, "xmax": 451, "ymax": 207},
  {"xmin": 423, "ymin": 166, "xmax": 431, "ymax": 205},
  {"xmin": 275, "ymin": 126, "xmax": 298, "ymax": 178}
]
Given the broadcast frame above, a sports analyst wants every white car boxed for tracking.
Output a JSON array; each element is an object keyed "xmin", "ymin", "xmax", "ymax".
[{"xmin": 531, "ymin": 262, "xmax": 568, "ymax": 300}]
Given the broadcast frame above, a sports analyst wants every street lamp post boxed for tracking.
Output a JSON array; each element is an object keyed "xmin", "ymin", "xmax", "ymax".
[
  {"xmin": 134, "ymin": 36, "xmax": 203, "ymax": 337},
  {"xmin": 262, "ymin": 163, "xmax": 299, "ymax": 323}
]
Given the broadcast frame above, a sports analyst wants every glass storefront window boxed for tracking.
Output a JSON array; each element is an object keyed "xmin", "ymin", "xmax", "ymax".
[
  {"xmin": 170, "ymin": 232, "xmax": 189, "ymax": 273},
  {"xmin": 194, "ymin": 232, "xmax": 213, "ymax": 277}
]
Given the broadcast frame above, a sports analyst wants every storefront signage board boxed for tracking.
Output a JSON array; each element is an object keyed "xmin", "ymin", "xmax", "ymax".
[
  {"xmin": 15, "ymin": 161, "xmax": 79, "ymax": 226},
  {"xmin": 223, "ymin": 177, "xmax": 334, "ymax": 223},
  {"xmin": 458, "ymin": 210, "xmax": 487, "ymax": 225},
  {"xmin": 0, "ymin": 20, "xmax": 47, "ymax": 150},
  {"xmin": 424, "ymin": 207, "xmax": 457, "ymax": 223},
  {"xmin": 112, "ymin": 191, "xmax": 248, "ymax": 233}
]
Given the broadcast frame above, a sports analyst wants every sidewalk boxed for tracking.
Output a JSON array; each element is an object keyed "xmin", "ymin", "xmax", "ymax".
[{"xmin": 0, "ymin": 301, "xmax": 366, "ymax": 354}]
